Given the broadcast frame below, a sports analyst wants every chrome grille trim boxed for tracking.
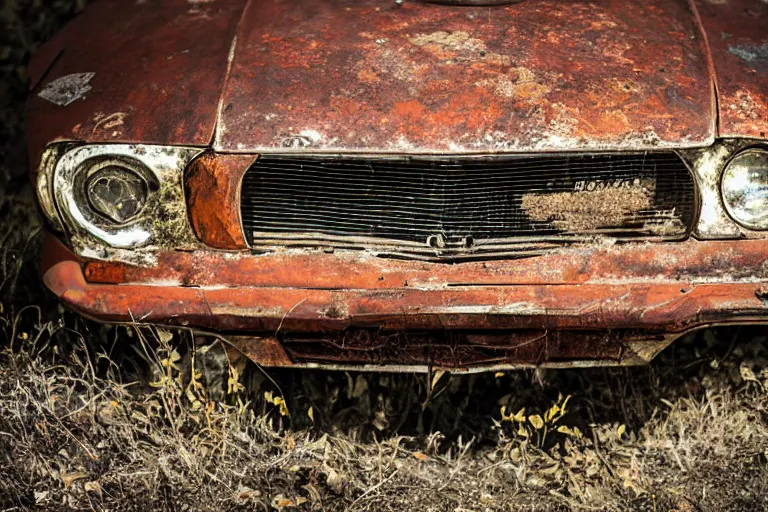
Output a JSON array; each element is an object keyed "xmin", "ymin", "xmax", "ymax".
[{"xmin": 241, "ymin": 152, "xmax": 697, "ymax": 260}]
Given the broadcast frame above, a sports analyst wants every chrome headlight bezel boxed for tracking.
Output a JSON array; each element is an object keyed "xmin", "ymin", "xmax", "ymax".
[
  {"xmin": 720, "ymin": 147, "xmax": 768, "ymax": 231},
  {"xmin": 40, "ymin": 143, "xmax": 203, "ymax": 259},
  {"xmin": 36, "ymin": 142, "xmax": 79, "ymax": 235},
  {"xmin": 680, "ymin": 139, "xmax": 768, "ymax": 239}
]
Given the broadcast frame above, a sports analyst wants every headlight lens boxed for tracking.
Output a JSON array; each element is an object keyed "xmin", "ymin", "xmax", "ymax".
[
  {"xmin": 721, "ymin": 149, "xmax": 768, "ymax": 230},
  {"xmin": 87, "ymin": 165, "xmax": 148, "ymax": 224}
]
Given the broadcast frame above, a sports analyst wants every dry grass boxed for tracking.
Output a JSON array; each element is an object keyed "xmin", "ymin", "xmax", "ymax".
[
  {"xmin": 2, "ymin": 2, "xmax": 768, "ymax": 511},
  {"xmin": 1, "ymin": 315, "xmax": 767, "ymax": 511}
]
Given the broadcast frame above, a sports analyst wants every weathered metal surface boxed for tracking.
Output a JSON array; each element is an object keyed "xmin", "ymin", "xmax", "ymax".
[
  {"xmin": 37, "ymin": 73, "xmax": 96, "ymax": 107},
  {"xmin": 282, "ymin": 330, "xmax": 638, "ymax": 366},
  {"xmin": 82, "ymin": 238, "xmax": 768, "ymax": 289},
  {"xmin": 695, "ymin": 0, "xmax": 768, "ymax": 139},
  {"xmin": 42, "ymin": 234, "xmax": 768, "ymax": 369},
  {"xmin": 185, "ymin": 152, "xmax": 252, "ymax": 249},
  {"xmin": 35, "ymin": 143, "xmax": 80, "ymax": 234},
  {"xmin": 682, "ymin": 140, "xmax": 748, "ymax": 238},
  {"xmin": 428, "ymin": 0, "xmax": 525, "ymax": 5},
  {"xmin": 47, "ymin": 256, "xmax": 768, "ymax": 334},
  {"xmin": 217, "ymin": 0, "xmax": 715, "ymax": 153},
  {"xmin": 227, "ymin": 330, "xmax": 677, "ymax": 371},
  {"xmin": 48, "ymin": 235, "xmax": 768, "ymax": 332},
  {"xmin": 25, "ymin": 0, "xmax": 248, "ymax": 168}
]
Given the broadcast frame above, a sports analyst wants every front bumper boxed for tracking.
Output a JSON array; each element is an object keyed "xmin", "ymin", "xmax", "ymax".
[{"xmin": 41, "ymin": 233, "xmax": 768, "ymax": 371}]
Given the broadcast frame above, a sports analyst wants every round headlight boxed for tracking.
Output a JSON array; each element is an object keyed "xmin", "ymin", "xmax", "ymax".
[
  {"xmin": 721, "ymin": 149, "xmax": 768, "ymax": 230},
  {"xmin": 86, "ymin": 165, "xmax": 148, "ymax": 224}
]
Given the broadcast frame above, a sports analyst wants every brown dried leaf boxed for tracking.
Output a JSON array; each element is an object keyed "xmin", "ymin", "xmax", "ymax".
[{"xmin": 61, "ymin": 471, "xmax": 88, "ymax": 488}]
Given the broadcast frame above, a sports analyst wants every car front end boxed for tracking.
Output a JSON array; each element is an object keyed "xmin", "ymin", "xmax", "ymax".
[{"xmin": 29, "ymin": 0, "xmax": 768, "ymax": 372}]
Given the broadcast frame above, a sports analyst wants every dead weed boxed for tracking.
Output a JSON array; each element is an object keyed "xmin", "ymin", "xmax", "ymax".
[{"xmin": 1, "ymin": 313, "xmax": 767, "ymax": 511}]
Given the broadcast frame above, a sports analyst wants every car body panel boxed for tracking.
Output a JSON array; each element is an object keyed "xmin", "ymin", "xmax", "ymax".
[
  {"xmin": 79, "ymin": 239, "xmax": 768, "ymax": 290},
  {"xmin": 695, "ymin": 0, "xmax": 768, "ymax": 140},
  {"xmin": 42, "ymin": 233, "xmax": 768, "ymax": 370},
  {"xmin": 25, "ymin": 0, "xmax": 768, "ymax": 164},
  {"xmin": 25, "ymin": 0, "xmax": 247, "ymax": 168},
  {"xmin": 216, "ymin": 0, "xmax": 715, "ymax": 153}
]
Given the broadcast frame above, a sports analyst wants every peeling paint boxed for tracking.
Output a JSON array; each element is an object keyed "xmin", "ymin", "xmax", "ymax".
[
  {"xmin": 728, "ymin": 42, "xmax": 768, "ymax": 69},
  {"xmin": 91, "ymin": 111, "xmax": 129, "ymax": 137},
  {"xmin": 38, "ymin": 72, "xmax": 95, "ymax": 106},
  {"xmin": 695, "ymin": 0, "xmax": 768, "ymax": 138},
  {"xmin": 521, "ymin": 183, "xmax": 654, "ymax": 232},
  {"xmin": 476, "ymin": 67, "xmax": 550, "ymax": 102},
  {"xmin": 680, "ymin": 138, "xmax": 761, "ymax": 239},
  {"xmin": 25, "ymin": 0, "xmax": 248, "ymax": 165},
  {"xmin": 728, "ymin": 90, "xmax": 767, "ymax": 123},
  {"xmin": 41, "ymin": 234, "xmax": 768, "ymax": 369}
]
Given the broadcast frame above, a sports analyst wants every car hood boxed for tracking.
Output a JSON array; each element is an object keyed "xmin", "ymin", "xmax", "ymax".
[
  {"xmin": 28, "ymin": 0, "xmax": 719, "ymax": 159},
  {"xmin": 215, "ymin": 0, "xmax": 716, "ymax": 153},
  {"xmin": 26, "ymin": 0, "xmax": 247, "ymax": 166}
]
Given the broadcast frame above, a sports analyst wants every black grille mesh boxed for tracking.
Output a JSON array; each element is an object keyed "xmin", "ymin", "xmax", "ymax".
[{"xmin": 240, "ymin": 153, "xmax": 696, "ymax": 258}]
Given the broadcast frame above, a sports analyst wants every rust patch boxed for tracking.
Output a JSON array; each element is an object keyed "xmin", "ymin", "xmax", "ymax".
[
  {"xmin": 620, "ymin": 336, "xmax": 676, "ymax": 365},
  {"xmin": 40, "ymin": 232, "xmax": 768, "ymax": 371},
  {"xmin": 408, "ymin": 30, "xmax": 507, "ymax": 65},
  {"xmin": 226, "ymin": 336, "xmax": 294, "ymax": 367},
  {"xmin": 217, "ymin": 0, "xmax": 715, "ymax": 152},
  {"xmin": 280, "ymin": 329, "xmax": 630, "ymax": 368},
  {"xmin": 476, "ymin": 67, "xmax": 550, "ymax": 103},
  {"xmin": 520, "ymin": 181, "xmax": 654, "ymax": 232},
  {"xmin": 727, "ymin": 90, "xmax": 767, "ymax": 128},
  {"xmin": 408, "ymin": 30, "xmax": 482, "ymax": 51},
  {"xmin": 695, "ymin": 0, "xmax": 768, "ymax": 138},
  {"xmin": 90, "ymin": 112, "xmax": 129, "ymax": 137},
  {"xmin": 25, "ymin": 0, "xmax": 249, "ymax": 169},
  {"xmin": 81, "ymin": 237, "xmax": 768, "ymax": 289},
  {"xmin": 185, "ymin": 152, "xmax": 252, "ymax": 250}
]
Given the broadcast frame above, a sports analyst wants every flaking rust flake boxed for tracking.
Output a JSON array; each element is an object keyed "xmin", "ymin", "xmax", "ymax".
[{"xmin": 38, "ymin": 73, "xmax": 95, "ymax": 107}]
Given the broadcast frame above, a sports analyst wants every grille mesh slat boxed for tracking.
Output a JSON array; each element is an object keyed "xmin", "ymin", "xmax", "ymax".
[{"xmin": 240, "ymin": 153, "xmax": 696, "ymax": 258}]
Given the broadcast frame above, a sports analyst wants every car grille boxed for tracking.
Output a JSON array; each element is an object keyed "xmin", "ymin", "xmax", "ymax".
[
  {"xmin": 240, "ymin": 153, "xmax": 696, "ymax": 260},
  {"xmin": 279, "ymin": 329, "xmax": 662, "ymax": 368}
]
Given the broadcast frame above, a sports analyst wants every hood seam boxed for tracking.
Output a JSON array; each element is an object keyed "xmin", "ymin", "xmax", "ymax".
[
  {"xmin": 211, "ymin": 0, "xmax": 252, "ymax": 150},
  {"xmin": 687, "ymin": 0, "xmax": 720, "ymax": 140}
]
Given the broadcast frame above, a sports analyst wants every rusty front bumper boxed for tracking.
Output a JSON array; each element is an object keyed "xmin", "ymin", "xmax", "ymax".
[{"xmin": 41, "ymin": 233, "xmax": 768, "ymax": 372}]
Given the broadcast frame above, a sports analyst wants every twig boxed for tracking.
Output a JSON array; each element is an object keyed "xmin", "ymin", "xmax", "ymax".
[
  {"xmin": 348, "ymin": 468, "xmax": 400, "ymax": 510},
  {"xmin": 275, "ymin": 298, "xmax": 307, "ymax": 335}
]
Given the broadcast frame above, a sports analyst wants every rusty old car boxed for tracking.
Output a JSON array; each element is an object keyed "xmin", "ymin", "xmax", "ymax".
[{"xmin": 28, "ymin": 0, "xmax": 768, "ymax": 372}]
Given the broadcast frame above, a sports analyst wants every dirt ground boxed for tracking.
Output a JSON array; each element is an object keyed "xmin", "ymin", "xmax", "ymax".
[{"xmin": 1, "ymin": 2, "xmax": 768, "ymax": 511}]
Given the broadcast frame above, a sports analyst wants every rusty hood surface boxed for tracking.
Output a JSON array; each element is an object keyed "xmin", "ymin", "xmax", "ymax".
[
  {"xmin": 27, "ymin": 0, "xmax": 720, "ymax": 158},
  {"xmin": 216, "ymin": 0, "xmax": 716, "ymax": 153},
  {"xmin": 25, "ymin": 0, "xmax": 248, "ymax": 165}
]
